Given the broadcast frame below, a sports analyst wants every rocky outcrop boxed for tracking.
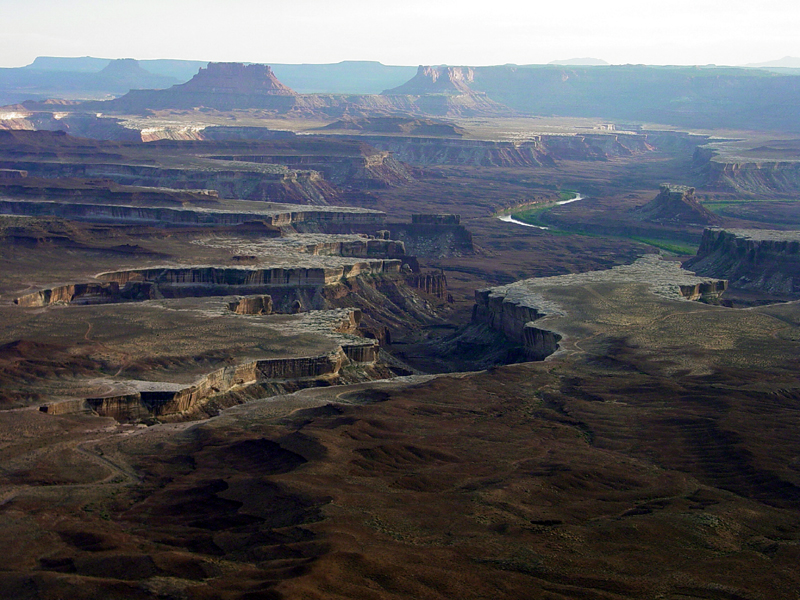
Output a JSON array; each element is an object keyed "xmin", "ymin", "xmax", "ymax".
[
  {"xmin": 405, "ymin": 271, "xmax": 452, "ymax": 302},
  {"xmin": 685, "ymin": 228, "xmax": 800, "ymax": 296},
  {"xmin": 320, "ymin": 117, "xmax": 467, "ymax": 137},
  {"xmin": 353, "ymin": 133, "xmax": 654, "ymax": 167},
  {"xmin": 229, "ymin": 295, "xmax": 273, "ymax": 315},
  {"xmin": 0, "ymin": 168, "xmax": 27, "ymax": 179},
  {"xmin": 0, "ymin": 161, "xmax": 339, "ymax": 204},
  {"xmin": 472, "ymin": 288, "xmax": 560, "ymax": 361},
  {"xmin": 634, "ymin": 184, "xmax": 718, "ymax": 225},
  {"xmin": 473, "ymin": 256, "xmax": 729, "ymax": 361},
  {"xmin": 0, "ymin": 199, "xmax": 384, "ymax": 228},
  {"xmin": 209, "ymin": 148, "xmax": 413, "ymax": 189},
  {"xmin": 98, "ymin": 261, "xmax": 402, "ymax": 289},
  {"xmin": 72, "ymin": 62, "xmax": 502, "ymax": 117},
  {"xmin": 15, "ymin": 281, "xmax": 156, "ymax": 307},
  {"xmin": 0, "ymin": 177, "xmax": 219, "ymax": 206},
  {"xmin": 76, "ymin": 342, "xmax": 381, "ymax": 422},
  {"xmin": 700, "ymin": 157, "xmax": 800, "ymax": 196},
  {"xmin": 387, "ymin": 219, "xmax": 474, "ymax": 258},
  {"xmin": 384, "ymin": 66, "xmax": 479, "ymax": 96},
  {"xmin": 176, "ymin": 63, "xmax": 297, "ymax": 96}
]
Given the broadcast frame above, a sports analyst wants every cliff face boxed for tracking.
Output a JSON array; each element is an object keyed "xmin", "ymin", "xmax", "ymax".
[
  {"xmin": 472, "ymin": 288, "xmax": 560, "ymax": 361},
  {"xmin": 76, "ymin": 344, "xmax": 379, "ymax": 422},
  {"xmin": 176, "ymin": 63, "xmax": 297, "ymax": 96},
  {"xmin": 685, "ymin": 228, "xmax": 800, "ymax": 296},
  {"xmin": 356, "ymin": 133, "xmax": 654, "ymax": 167},
  {"xmin": 97, "ymin": 261, "xmax": 402, "ymax": 290},
  {"xmin": 387, "ymin": 221, "xmax": 474, "ymax": 258},
  {"xmin": 701, "ymin": 158, "xmax": 800, "ymax": 195},
  {"xmin": 634, "ymin": 184, "xmax": 718, "ymax": 226},
  {"xmin": 0, "ymin": 199, "xmax": 384, "ymax": 229},
  {"xmin": 383, "ymin": 66, "xmax": 478, "ymax": 95},
  {"xmin": 472, "ymin": 256, "xmax": 729, "ymax": 361},
  {"xmin": 210, "ymin": 147, "xmax": 414, "ymax": 189},
  {"xmin": 229, "ymin": 295, "xmax": 273, "ymax": 315},
  {"xmin": 0, "ymin": 161, "xmax": 340, "ymax": 205}
]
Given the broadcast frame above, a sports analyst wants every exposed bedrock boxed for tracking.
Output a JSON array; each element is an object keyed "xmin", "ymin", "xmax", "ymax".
[
  {"xmin": 353, "ymin": 132, "xmax": 654, "ymax": 167},
  {"xmin": 15, "ymin": 281, "xmax": 156, "ymax": 307},
  {"xmin": 685, "ymin": 228, "xmax": 800, "ymax": 296},
  {"xmin": 697, "ymin": 151, "xmax": 800, "ymax": 195},
  {"xmin": 38, "ymin": 306, "xmax": 386, "ymax": 422},
  {"xmin": 472, "ymin": 289, "xmax": 559, "ymax": 360},
  {"xmin": 405, "ymin": 271, "xmax": 452, "ymax": 302},
  {"xmin": 634, "ymin": 184, "xmax": 718, "ymax": 226},
  {"xmin": 0, "ymin": 199, "xmax": 385, "ymax": 229},
  {"xmin": 387, "ymin": 220, "xmax": 474, "ymax": 258},
  {"xmin": 228, "ymin": 295, "xmax": 273, "ymax": 315},
  {"xmin": 0, "ymin": 160, "xmax": 338, "ymax": 204},
  {"xmin": 97, "ymin": 261, "xmax": 402, "ymax": 289},
  {"xmin": 473, "ymin": 256, "xmax": 729, "ymax": 361},
  {"xmin": 209, "ymin": 150, "xmax": 413, "ymax": 189},
  {"xmin": 66, "ymin": 343, "xmax": 382, "ymax": 423}
]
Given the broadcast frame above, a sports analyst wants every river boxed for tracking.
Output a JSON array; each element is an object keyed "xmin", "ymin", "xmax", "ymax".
[{"xmin": 497, "ymin": 193, "xmax": 585, "ymax": 230}]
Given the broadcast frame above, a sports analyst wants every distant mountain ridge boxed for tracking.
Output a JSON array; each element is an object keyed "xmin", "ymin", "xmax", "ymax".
[{"xmin": 744, "ymin": 56, "xmax": 800, "ymax": 69}]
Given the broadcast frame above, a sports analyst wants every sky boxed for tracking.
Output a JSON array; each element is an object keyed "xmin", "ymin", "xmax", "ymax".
[{"xmin": 0, "ymin": 0, "xmax": 798, "ymax": 68}]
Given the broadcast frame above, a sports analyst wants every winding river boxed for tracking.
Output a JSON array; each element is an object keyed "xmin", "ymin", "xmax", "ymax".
[{"xmin": 497, "ymin": 193, "xmax": 585, "ymax": 230}]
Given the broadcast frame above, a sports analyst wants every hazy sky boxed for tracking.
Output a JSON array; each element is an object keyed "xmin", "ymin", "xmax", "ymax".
[{"xmin": 0, "ymin": 0, "xmax": 797, "ymax": 68}]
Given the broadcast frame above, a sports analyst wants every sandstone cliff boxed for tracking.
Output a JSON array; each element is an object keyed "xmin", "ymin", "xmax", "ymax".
[
  {"xmin": 0, "ymin": 199, "xmax": 385, "ymax": 229},
  {"xmin": 176, "ymin": 63, "xmax": 297, "ymax": 96},
  {"xmin": 387, "ymin": 217, "xmax": 474, "ymax": 258},
  {"xmin": 634, "ymin": 184, "xmax": 718, "ymax": 226},
  {"xmin": 685, "ymin": 228, "xmax": 800, "ymax": 297},
  {"xmin": 473, "ymin": 256, "xmax": 728, "ymax": 361},
  {"xmin": 354, "ymin": 132, "xmax": 654, "ymax": 167}
]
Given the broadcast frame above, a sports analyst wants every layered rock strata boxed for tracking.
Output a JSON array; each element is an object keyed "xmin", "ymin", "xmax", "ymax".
[
  {"xmin": 634, "ymin": 184, "xmax": 718, "ymax": 225},
  {"xmin": 474, "ymin": 255, "xmax": 727, "ymax": 360},
  {"xmin": 229, "ymin": 295, "xmax": 273, "ymax": 315},
  {"xmin": 354, "ymin": 132, "xmax": 655, "ymax": 167},
  {"xmin": 0, "ymin": 199, "xmax": 385, "ymax": 228},
  {"xmin": 685, "ymin": 228, "xmax": 800, "ymax": 296},
  {"xmin": 387, "ymin": 218, "xmax": 474, "ymax": 258},
  {"xmin": 39, "ymin": 309, "xmax": 381, "ymax": 422},
  {"xmin": 98, "ymin": 261, "xmax": 402, "ymax": 289},
  {"xmin": 695, "ymin": 143, "xmax": 800, "ymax": 195}
]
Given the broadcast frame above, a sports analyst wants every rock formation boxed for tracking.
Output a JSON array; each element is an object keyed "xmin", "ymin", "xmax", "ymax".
[
  {"xmin": 354, "ymin": 132, "xmax": 655, "ymax": 167},
  {"xmin": 383, "ymin": 66, "xmax": 477, "ymax": 95},
  {"xmin": 388, "ymin": 215, "xmax": 474, "ymax": 258},
  {"xmin": 473, "ymin": 255, "xmax": 727, "ymax": 360},
  {"xmin": 634, "ymin": 184, "xmax": 718, "ymax": 225},
  {"xmin": 320, "ymin": 117, "xmax": 467, "ymax": 137},
  {"xmin": 0, "ymin": 199, "xmax": 384, "ymax": 229},
  {"xmin": 685, "ymin": 228, "xmax": 800, "ymax": 297},
  {"xmin": 228, "ymin": 295, "xmax": 273, "ymax": 315},
  {"xmin": 175, "ymin": 62, "xmax": 297, "ymax": 96},
  {"xmin": 695, "ymin": 143, "xmax": 800, "ymax": 196}
]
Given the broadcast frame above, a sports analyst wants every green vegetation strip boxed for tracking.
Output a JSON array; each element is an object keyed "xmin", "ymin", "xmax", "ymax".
[
  {"xmin": 508, "ymin": 190, "xmax": 578, "ymax": 226},
  {"xmin": 629, "ymin": 237, "xmax": 698, "ymax": 255}
]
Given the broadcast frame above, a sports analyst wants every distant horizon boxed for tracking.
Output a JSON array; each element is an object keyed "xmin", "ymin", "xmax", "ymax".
[
  {"xmin": 10, "ymin": 54, "xmax": 800, "ymax": 70},
  {"xmin": 1, "ymin": 0, "xmax": 797, "ymax": 70}
]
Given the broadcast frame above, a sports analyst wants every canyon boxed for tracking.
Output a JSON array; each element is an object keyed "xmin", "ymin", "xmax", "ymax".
[{"xmin": 0, "ymin": 58, "xmax": 799, "ymax": 600}]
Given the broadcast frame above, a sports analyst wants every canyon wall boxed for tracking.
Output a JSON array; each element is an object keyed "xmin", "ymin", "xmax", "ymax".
[
  {"xmin": 0, "ymin": 199, "xmax": 385, "ymax": 229},
  {"xmin": 685, "ymin": 228, "xmax": 800, "ymax": 296},
  {"xmin": 0, "ymin": 160, "xmax": 338, "ymax": 204},
  {"xmin": 701, "ymin": 159, "xmax": 800, "ymax": 196},
  {"xmin": 352, "ymin": 133, "xmax": 654, "ymax": 167},
  {"xmin": 472, "ymin": 288, "xmax": 560, "ymax": 361},
  {"xmin": 387, "ymin": 221, "xmax": 474, "ymax": 258}
]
